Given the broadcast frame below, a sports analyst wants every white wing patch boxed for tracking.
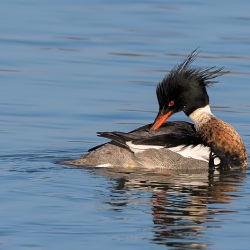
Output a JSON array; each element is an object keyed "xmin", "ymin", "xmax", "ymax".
[
  {"xmin": 127, "ymin": 141, "xmax": 220, "ymax": 164},
  {"xmin": 168, "ymin": 145, "xmax": 220, "ymax": 164},
  {"xmin": 95, "ymin": 163, "xmax": 112, "ymax": 167},
  {"xmin": 168, "ymin": 145, "xmax": 210, "ymax": 162},
  {"xmin": 126, "ymin": 141, "xmax": 164, "ymax": 153}
]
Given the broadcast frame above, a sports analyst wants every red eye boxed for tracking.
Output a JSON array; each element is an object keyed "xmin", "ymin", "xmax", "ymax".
[{"xmin": 168, "ymin": 100, "xmax": 175, "ymax": 106}]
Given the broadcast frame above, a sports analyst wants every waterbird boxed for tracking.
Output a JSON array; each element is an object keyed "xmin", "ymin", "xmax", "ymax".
[{"xmin": 59, "ymin": 51, "xmax": 247, "ymax": 170}]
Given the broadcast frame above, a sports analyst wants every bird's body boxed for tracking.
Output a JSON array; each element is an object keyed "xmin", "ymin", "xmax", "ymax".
[
  {"xmin": 61, "ymin": 122, "xmax": 209, "ymax": 169},
  {"xmin": 59, "ymin": 51, "xmax": 247, "ymax": 170}
]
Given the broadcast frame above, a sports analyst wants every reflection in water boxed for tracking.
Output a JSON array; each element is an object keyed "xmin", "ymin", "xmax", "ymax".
[{"xmin": 90, "ymin": 168, "xmax": 246, "ymax": 249}]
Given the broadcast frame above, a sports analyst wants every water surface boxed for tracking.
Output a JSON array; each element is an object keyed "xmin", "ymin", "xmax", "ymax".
[{"xmin": 1, "ymin": 0, "xmax": 250, "ymax": 249}]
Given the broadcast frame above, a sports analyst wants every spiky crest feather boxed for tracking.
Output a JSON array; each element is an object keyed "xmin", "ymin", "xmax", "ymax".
[{"xmin": 156, "ymin": 50, "xmax": 227, "ymax": 108}]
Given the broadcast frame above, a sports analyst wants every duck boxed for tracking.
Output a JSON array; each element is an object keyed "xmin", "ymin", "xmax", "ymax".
[{"xmin": 59, "ymin": 51, "xmax": 248, "ymax": 170}]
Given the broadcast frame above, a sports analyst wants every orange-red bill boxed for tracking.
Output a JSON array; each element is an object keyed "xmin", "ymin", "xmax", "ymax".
[{"xmin": 150, "ymin": 111, "xmax": 172, "ymax": 130}]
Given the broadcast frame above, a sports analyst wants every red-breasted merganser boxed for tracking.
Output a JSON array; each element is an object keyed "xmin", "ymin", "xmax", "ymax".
[{"xmin": 59, "ymin": 51, "xmax": 247, "ymax": 170}]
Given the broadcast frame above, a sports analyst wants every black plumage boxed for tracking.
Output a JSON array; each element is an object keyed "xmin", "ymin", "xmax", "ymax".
[{"xmin": 98, "ymin": 121, "xmax": 204, "ymax": 149}]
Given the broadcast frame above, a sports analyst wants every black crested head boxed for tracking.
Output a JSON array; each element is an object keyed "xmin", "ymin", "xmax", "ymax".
[{"xmin": 156, "ymin": 50, "xmax": 227, "ymax": 116}]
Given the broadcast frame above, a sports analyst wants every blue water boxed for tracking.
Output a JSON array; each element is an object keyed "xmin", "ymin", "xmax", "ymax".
[{"xmin": 1, "ymin": 0, "xmax": 250, "ymax": 249}]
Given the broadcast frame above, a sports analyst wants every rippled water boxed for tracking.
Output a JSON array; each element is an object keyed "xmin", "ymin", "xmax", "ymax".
[{"xmin": 1, "ymin": 0, "xmax": 250, "ymax": 249}]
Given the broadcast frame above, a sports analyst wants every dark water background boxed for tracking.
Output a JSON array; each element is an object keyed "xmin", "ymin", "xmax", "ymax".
[{"xmin": 1, "ymin": 0, "xmax": 250, "ymax": 249}]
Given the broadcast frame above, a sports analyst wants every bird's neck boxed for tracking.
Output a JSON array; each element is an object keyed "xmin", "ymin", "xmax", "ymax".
[{"xmin": 188, "ymin": 105, "xmax": 214, "ymax": 131}]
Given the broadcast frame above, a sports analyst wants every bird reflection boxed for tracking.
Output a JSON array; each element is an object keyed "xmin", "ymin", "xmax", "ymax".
[{"xmin": 89, "ymin": 167, "xmax": 246, "ymax": 248}]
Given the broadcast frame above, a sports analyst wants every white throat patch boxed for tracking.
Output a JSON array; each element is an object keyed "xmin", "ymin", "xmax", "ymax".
[{"xmin": 189, "ymin": 105, "xmax": 214, "ymax": 130}]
